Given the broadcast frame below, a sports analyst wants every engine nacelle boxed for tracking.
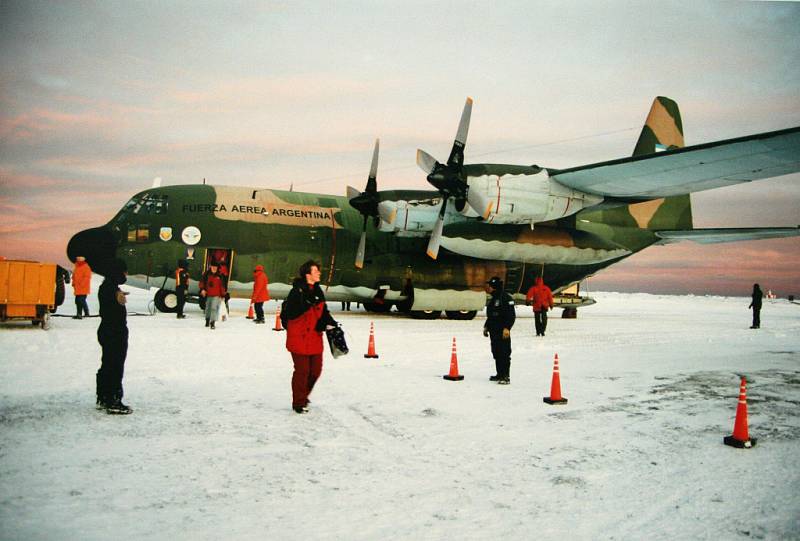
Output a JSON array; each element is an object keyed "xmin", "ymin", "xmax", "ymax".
[
  {"xmin": 377, "ymin": 199, "xmax": 467, "ymax": 237},
  {"xmin": 466, "ymin": 170, "xmax": 603, "ymax": 224}
]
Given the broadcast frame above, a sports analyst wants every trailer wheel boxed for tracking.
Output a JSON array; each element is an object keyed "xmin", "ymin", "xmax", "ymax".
[{"xmin": 154, "ymin": 289, "xmax": 178, "ymax": 313}]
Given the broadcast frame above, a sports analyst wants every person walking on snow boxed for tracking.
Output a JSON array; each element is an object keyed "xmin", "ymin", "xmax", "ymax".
[
  {"xmin": 251, "ymin": 264, "xmax": 270, "ymax": 324},
  {"xmin": 281, "ymin": 260, "xmax": 337, "ymax": 413},
  {"xmin": 749, "ymin": 283, "xmax": 763, "ymax": 329},
  {"xmin": 96, "ymin": 258, "xmax": 132, "ymax": 414},
  {"xmin": 484, "ymin": 276, "xmax": 516, "ymax": 385},
  {"xmin": 526, "ymin": 276, "xmax": 554, "ymax": 336},
  {"xmin": 72, "ymin": 256, "xmax": 92, "ymax": 319},
  {"xmin": 199, "ymin": 262, "xmax": 226, "ymax": 329}
]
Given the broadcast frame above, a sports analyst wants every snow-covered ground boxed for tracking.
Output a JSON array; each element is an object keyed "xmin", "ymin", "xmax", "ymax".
[{"xmin": 1, "ymin": 282, "xmax": 799, "ymax": 540}]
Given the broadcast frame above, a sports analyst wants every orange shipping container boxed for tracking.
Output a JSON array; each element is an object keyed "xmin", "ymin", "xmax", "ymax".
[{"xmin": 0, "ymin": 260, "xmax": 56, "ymax": 329}]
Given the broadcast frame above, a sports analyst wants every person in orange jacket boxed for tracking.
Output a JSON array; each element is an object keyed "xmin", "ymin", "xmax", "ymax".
[
  {"xmin": 72, "ymin": 256, "xmax": 92, "ymax": 319},
  {"xmin": 525, "ymin": 276, "xmax": 554, "ymax": 337},
  {"xmin": 250, "ymin": 264, "xmax": 270, "ymax": 324}
]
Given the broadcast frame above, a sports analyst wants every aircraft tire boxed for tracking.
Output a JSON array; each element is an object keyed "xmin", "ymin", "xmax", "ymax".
[
  {"xmin": 154, "ymin": 289, "xmax": 179, "ymax": 313},
  {"xmin": 444, "ymin": 310, "xmax": 478, "ymax": 321},
  {"xmin": 561, "ymin": 307, "xmax": 578, "ymax": 319},
  {"xmin": 364, "ymin": 301, "xmax": 392, "ymax": 313},
  {"xmin": 410, "ymin": 310, "xmax": 441, "ymax": 320}
]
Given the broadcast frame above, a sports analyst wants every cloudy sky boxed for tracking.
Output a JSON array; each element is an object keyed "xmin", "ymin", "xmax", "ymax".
[{"xmin": 1, "ymin": 1, "xmax": 798, "ymax": 295}]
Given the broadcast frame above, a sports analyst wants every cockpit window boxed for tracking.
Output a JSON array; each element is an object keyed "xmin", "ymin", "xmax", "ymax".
[
  {"xmin": 117, "ymin": 193, "xmax": 168, "ymax": 220},
  {"xmin": 142, "ymin": 193, "xmax": 168, "ymax": 214}
]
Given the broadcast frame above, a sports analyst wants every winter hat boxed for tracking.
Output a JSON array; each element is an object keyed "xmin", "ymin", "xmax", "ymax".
[{"xmin": 487, "ymin": 276, "xmax": 503, "ymax": 289}]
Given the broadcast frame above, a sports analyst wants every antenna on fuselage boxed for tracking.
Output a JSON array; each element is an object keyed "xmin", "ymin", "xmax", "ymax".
[
  {"xmin": 289, "ymin": 182, "xmax": 294, "ymax": 192},
  {"xmin": 203, "ymin": 178, "xmax": 206, "ymax": 185}
]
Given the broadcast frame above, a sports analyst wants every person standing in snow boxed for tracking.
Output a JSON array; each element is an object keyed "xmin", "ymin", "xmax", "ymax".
[
  {"xmin": 483, "ymin": 276, "xmax": 516, "ymax": 385},
  {"xmin": 175, "ymin": 259, "xmax": 189, "ymax": 319},
  {"xmin": 199, "ymin": 261, "xmax": 226, "ymax": 330},
  {"xmin": 281, "ymin": 260, "xmax": 337, "ymax": 413},
  {"xmin": 96, "ymin": 258, "xmax": 132, "ymax": 414},
  {"xmin": 251, "ymin": 264, "xmax": 270, "ymax": 324},
  {"xmin": 72, "ymin": 256, "xmax": 92, "ymax": 319},
  {"xmin": 749, "ymin": 283, "xmax": 763, "ymax": 329},
  {"xmin": 525, "ymin": 276, "xmax": 554, "ymax": 337}
]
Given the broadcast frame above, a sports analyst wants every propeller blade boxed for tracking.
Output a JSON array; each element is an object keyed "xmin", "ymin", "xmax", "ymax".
[
  {"xmin": 447, "ymin": 97, "xmax": 472, "ymax": 167},
  {"xmin": 368, "ymin": 138, "xmax": 380, "ymax": 188},
  {"xmin": 355, "ymin": 230, "xmax": 367, "ymax": 269},
  {"xmin": 346, "ymin": 185, "xmax": 361, "ymax": 200},
  {"xmin": 416, "ymin": 149, "xmax": 438, "ymax": 175},
  {"xmin": 426, "ymin": 198, "xmax": 448, "ymax": 260},
  {"xmin": 467, "ymin": 188, "xmax": 493, "ymax": 220},
  {"xmin": 355, "ymin": 215, "xmax": 368, "ymax": 269}
]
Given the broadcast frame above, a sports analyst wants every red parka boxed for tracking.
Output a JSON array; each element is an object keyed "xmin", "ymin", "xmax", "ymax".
[
  {"xmin": 200, "ymin": 270, "xmax": 227, "ymax": 298},
  {"xmin": 251, "ymin": 265, "xmax": 270, "ymax": 303},
  {"xmin": 525, "ymin": 277, "xmax": 554, "ymax": 312},
  {"xmin": 72, "ymin": 261, "xmax": 92, "ymax": 296},
  {"xmin": 282, "ymin": 279, "xmax": 336, "ymax": 355}
]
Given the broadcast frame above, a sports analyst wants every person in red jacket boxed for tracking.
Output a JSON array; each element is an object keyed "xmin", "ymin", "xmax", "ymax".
[
  {"xmin": 199, "ymin": 261, "xmax": 226, "ymax": 330},
  {"xmin": 525, "ymin": 276, "xmax": 554, "ymax": 337},
  {"xmin": 72, "ymin": 256, "xmax": 92, "ymax": 319},
  {"xmin": 280, "ymin": 260, "xmax": 336, "ymax": 414},
  {"xmin": 250, "ymin": 264, "xmax": 270, "ymax": 324}
]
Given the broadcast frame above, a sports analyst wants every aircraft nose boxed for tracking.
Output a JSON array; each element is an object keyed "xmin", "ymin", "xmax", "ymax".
[{"xmin": 66, "ymin": 225, "xmax": 118, "ymax": 275}]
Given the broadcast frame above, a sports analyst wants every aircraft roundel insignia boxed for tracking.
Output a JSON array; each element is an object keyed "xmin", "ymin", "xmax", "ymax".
[
  {"xmin": 181, "ymin": 226, "xmax": 202, "ymax": 246},
  {"xmin": 159, "ymin": 227, "xmax": 173, "ymax": 241}
]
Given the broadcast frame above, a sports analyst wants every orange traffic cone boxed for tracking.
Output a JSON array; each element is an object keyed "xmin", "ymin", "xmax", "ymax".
[
  {"xmin": 272, "ymin": 307, "xmax": 284, "ymax": 332},
  {"xmin": 364, "ymin": 322, "xmax": 379, "ymax": 358},
  {"xmin": 724, "ymin": 376, "xmax": 757, "ymax": 448},
  {"xmin": 246, "ymin": 303, "xmax": 254, "ymax": 319},
  {"xmin": 543, "ymin": 353, "xmax": 568, "ymax": 405},
  {"xmin": 443, "ymin": 337, "xmax": 464, "ymax": 381}
]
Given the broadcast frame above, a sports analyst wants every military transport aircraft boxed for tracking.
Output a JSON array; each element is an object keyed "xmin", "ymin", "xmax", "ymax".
[{"xmin": 67, "ymin": 97, "xmax": 800, "ymax": 320}]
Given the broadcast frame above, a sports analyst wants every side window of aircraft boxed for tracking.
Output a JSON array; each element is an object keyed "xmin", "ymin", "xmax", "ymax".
[
  {"xmin": 127, "ymin": 224, "xmax": 150, "ymax": 242},
  {"xmin": 136, "ymin": 224, "xmax": 150, "ymax": 242}
]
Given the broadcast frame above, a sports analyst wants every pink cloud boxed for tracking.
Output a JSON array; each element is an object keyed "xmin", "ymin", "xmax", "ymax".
[{"xmin": 0, "ymin": 108, "xmax": 115, "ymax": 142}]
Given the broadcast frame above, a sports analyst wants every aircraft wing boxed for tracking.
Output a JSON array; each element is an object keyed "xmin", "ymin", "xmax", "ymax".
[
  {"xmin": 655, "ymin": 226, "xmax": 800, "ymax": 244},
  {"xmin": 549, "ymin": 127, "xmax": 800, "ymax": 200}
]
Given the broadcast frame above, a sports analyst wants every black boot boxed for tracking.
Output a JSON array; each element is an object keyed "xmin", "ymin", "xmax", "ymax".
[
  {"xmin": 205, "ymin": 319, "xmax": 210, "ymax": 327},
  {"xmin": 105, "ymin": 394, "xmax": 133, "ymax": 415}
]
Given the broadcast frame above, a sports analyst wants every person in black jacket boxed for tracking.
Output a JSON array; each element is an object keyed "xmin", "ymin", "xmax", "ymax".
[
  {"xmin": 749, "ymin": 283, "xmax": 763, "ymax": 329},
  {"xmin": 483, "ymin": 276, "xmax": 516, "ymax": 385},
  {"xmin": 96, "ymin": 258, "xmax": 132, "ymax": 414},
  {"xmin": 175, "ymin": 259, "xmax": 189, "ymax": 319}
]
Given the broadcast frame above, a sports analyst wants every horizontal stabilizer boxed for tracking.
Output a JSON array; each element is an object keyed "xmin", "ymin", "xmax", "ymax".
[
  {"xmin": 551, "ymin": 127, "xmax": 800, "ymax": 199},
  {"xmin": 656, "ymin": 226, "xmax": 800, "ymax": 244}
]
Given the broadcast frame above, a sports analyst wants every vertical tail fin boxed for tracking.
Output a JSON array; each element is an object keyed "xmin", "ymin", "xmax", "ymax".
[
  {"xmin": 632, "ymin": 96, "xmax": 684, "ymax": 156},
  {"xmin": 627, "ymin": 97, "xmax": 693, "ymax": 230},
  {"xmin": 575, "ymin": 97, "xmax": 693, "ymax": 232}
]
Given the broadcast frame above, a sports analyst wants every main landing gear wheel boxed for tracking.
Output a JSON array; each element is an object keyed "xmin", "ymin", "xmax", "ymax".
[
  {"xmin": 410, "ymin": 310, "xmax": 441, "ymax": 320},
  {"xmin": 154, "ymin": 289, "xmax": 178, "ymax": 313},
  {"xmin": 444, "ymin": 310, "xmax": 477, "ymax": 321},
  {"xmin": 561, "ymin": 307, "xmax": 578, "ymax": 319}
]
